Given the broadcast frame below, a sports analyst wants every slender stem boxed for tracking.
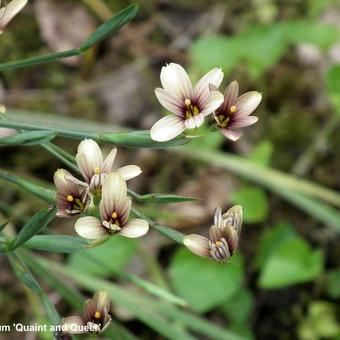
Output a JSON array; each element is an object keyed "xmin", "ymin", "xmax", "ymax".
[{"xmin": 292, "ymin": 114, "xmax": 340, "ymax": 175}]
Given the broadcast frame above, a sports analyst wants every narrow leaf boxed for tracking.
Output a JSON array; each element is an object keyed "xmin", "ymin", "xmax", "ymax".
[
  {"xmin": 0, "ymin": 49, "xmax": 79, "ymax": 71},
  {"xmin": 136, "ymin": 193, "xmax": 199, "ymax": 204},
  {"xmin": 0, "ymin": 130, "xmax": 56, "ymax": 146},
  {"xmin": 0, "ymin": 220, "xmax": 8, "ymax": 232},
  {"xmin": 10, "ymin": 206, "xmax": 57, "ymax": 250},
  {"xmin": 23, "ymin": 235, "xmax": 89, "ymax": 253},
  {"xmin": 99, "ymin": 130, "xmax": 188, "ymax": 148},
  {"xmin": 0, "ymin": 170, "xmax": 55, "ymax": 203},
  {"xmin": 80, "ymin": 3, "xmax": 139, "ymax": 51}
]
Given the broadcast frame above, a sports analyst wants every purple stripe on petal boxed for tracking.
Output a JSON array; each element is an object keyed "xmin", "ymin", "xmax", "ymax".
[{"xmin": 229, "ymin": 116, "xmax": 258, "ymax": 128}]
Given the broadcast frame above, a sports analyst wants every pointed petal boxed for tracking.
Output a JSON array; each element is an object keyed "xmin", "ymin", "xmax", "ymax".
[
  {"xmin": 0, "ymin": 0, "xmax": 27, "ymax": 31},
  {"xmin": 235, "ymin": 91, "xmax": 262, "ymax": 117},
  {"xmin": 220, "ymin": 128, "xmax": 243, "ymax": 141},
  {"xmin": 119, "ymin": 219, "xmax": 149, "ymax": 238},
  {"xmin": 183, "ymin": 234, "xmax": 211, "ymax": 257},
  {"xmin": 230, "ymin": 116, "xmax": 258, "ymax": 128},
  {"xmin": 115, "ymin": 165, "xmax": 142, "ymax": 181},
  {"xmin": 62, "ymin": 316, "xmax": 85, "ymax": 334},
  {"xmin": 76, "ymin": 139, "xmax": 103, "ymax": 183},
  {"xmin": 214, "ymin": 207, "xmax": 223, "ymax": 227},
  {"xmin": 155, "ymin": 88, "xmax": 183, "ymax": 115},
  {"xmin": 160, "ymin": 63, "xmax": 193, "ymax": 100},
  {"xmin": 194, "ymin": 68, "xmax": 224, "ymax": 104},
  {"xmin": 99, "ymin": 197, "xmax": 114, "ymax": 221},
  {"xmin": 102, "ymin": 148, "xmax": 117, "ymax": 174},
  {"xmin": 93, "ymin": 291, "xmax": 110, "ymax": 313},
  {"xmin": 102, "ymin": 172, "xmax": 127, "ymax": 202},
  {"xmin": 75, "ymin": 216, "xmax": 106, "ymax": 240},
  {"xmin": 200, "ymin": 91, "xmax": 224, "ymax": 117},
  {"xmin": 150, "ymin": 115, "xmax": 185, "ymax": 142},
  {"xmin": 209, "ymin": 225, "xmax": 223, "ymax": 242},
  {"xmin": 223, "ymin": 81, "xmax": 239, "ymax": 110}
]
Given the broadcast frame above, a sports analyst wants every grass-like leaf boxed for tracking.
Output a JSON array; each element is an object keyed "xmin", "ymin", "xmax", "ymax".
[
  {"xmin": 0, "ymin": 130, "xmax": 56, "ymax": 146},
  {"xmin": 9, "ymin": 206, "xmax": 57, "ymax": 250},
  {"xmin": 0, "ymin": 4, "xmax": 139, "ymax": 71}
]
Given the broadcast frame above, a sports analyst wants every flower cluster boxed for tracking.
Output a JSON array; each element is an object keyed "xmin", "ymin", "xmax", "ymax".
[
  {"xmin": 150, "ymin": 63, "xmax": 262, "ymax": 142},
  {"xmin": 183, "ymin": 205, "xmax": 243, "ymax": 262},
  {"xmin": 60, "ymin": 291, "xmax": 111, "ymax": 336},
  {"xmin": 54, "ymin": 139, "xmax": 149, "ymax": 240}
]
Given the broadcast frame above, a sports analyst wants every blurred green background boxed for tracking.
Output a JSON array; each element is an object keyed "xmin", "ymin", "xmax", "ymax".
[{"xmin": 1, "ymin": 0, "xmax": 340, "ymax": 339}]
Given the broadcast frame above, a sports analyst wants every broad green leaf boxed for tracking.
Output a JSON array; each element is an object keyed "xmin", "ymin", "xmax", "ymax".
[
  {"xmin": 80, "ymin": 3, "xmax": 139, "ymax": 51},
  {"xmin": 169, "ymin": 249, "xmax": 244, "ymax": 313},
  {"xmin": 68, "ymin": 236, "xmax": 137, "ymax": 277},
  {"xmin": 24, "ymin": 235, "xmax": 89, "ymax": 253},
  {"xmin": 220, "ymin": 288, "xmax": 254, "ymax": 326},
  {"xmin": 326, "ymin": 268, "xmax": 340, "ymax": 299},
  {"xmin": 9, "ymin": 206, "xmax": 57, "ymax": 250},
  {"xmin": 258, "ymin": 238, "xmax": 324, "ymax": 289},
  {"xmin": 230, "ymin": 187, "xmax": 269, "ymax": 223},
  {"xmin": 0, "ymin": 130, "xmax": 56, "ymax": 146},
  {"xmin": 255, "ymin": 223, "xmax": 296, "ymax": 268},
  {"xmin": 248, "ymin": 140, "xmax": 273, "ymax": 166},
  {"xmin": 298, "ymin": 302, "xmax": 340, "ymax": 340}
]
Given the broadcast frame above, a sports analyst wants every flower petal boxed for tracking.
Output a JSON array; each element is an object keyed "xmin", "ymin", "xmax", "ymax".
[
  {"xmin": 194, "ymin": 68, "xmax": 224, "ymax": 104},
  {"xmin": 183, "ymin": 234, "xmax": 210, "ymax": 257},
  {"xmin": 235, "ymin": 91, "xmax": 262, "ymax": 117},
  {"xmin": 230, "ymin": 116, "xmax": 258, "ymax": 128},
  {"xmin": 214, "ymin": 207, "xmax": 223, "ymax": 227},
  {"xmin": 184, "ymin": 113, "xmax": 204, "ymax": 129},
  {"xmin": 150, "ymin": 115, "xmax": 185, "ymax": 142},
  {"xmin": 76, "ymin": 139, "xmax": 103, "ymax": 183},
  {"xmin": 75, "ymin": 216, "xmax": 106, "ymax": 240},
  {"xmin": 223, "ymin": 81, "xmax": 239, "ymax": 110},
  {"xmin": 0, "ymin": 0, "xmax": 27, "ymax": 32},
  {"xmin": 219, "ymin": 128, "xmax": 243, "ymax": 141},
  {"xmin": 155, "ymin": 88, "xmax": 183, "ymax": 115},
  {"xmin": 102, "ymin": 172, "xmax": 127, "ymax": 202},
  {"xmin": 115, "ymin": 165, "xmax": 142, "ymax": 181},
  {"xmin": 200, "ymin": 91, "xmax": 224, "ymax": 117},
  {"xmin": 62, "ymin": 316, "xmax": 86, "ymax": 334},
  {"xmin": 119, "ymin": 219, "xmax": 149, "ymax": 238},
  {"xmin": 102, "ymin": 148, "xmax": 117, "ymax": 174},
  {"xmin": 160, "ymin": 63, "xmax": 193, "ymax": 100}
]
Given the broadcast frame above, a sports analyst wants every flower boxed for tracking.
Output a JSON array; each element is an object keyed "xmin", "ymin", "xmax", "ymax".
[
  {"xmin": 183, "ymin": 205, "xmax": 243, "ymax": 262},
  {"xmin": 212, "ymin": 81, "xmax": 262, "ymax": 141},
  {"xmin": 76, "ymin": 139, "xmax": 142, "ymax": 195},
  {"xmin": 75, "ymin": 172, "xmax": 149, "ymax": 240},
  {"xmin": 62, "ymin": 291, "xmax": 111, "ymax": 335},
  {"xmin": 0, "ymin": 0, "xmax": 27, "ymax": 33},
  {"xmin": 53, "ymin": 169, "xmax": 90, "ymax": 217},
  {"xmin": 150, "ymin": 63, "xmax": 224, "ymax": 142}
]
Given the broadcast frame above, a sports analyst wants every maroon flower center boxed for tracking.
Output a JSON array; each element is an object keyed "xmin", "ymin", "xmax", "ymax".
[
  {"xmin": 183, "ymin": 98, "xmax": 200, "ymax": 119},
  {"xmin": 66, "ymin": 194, "xmax": 84, "ymax": 212},
  {"xmin": 216, "ymin": 105, "xmax": 237, "ymax": 128}
]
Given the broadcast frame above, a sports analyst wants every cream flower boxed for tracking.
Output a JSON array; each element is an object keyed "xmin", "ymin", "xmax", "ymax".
[
  {"xmin": 212, "ymin": 81, "xmax": 262, "ymax": 141},
  {"xmin": 53, "ymin": 169, "xmax": 90, "ymax": 217},
  {"xmin": 151, "ymin": 63, "xmax": 224, "ymax": 142},
  {"xmin": 75, "ymin": 172, "xmax": 149, "ymax": 240},
  {"xmin": 62, "ymin": 291, "xmax": 111, "ymax": 335},
  {"xmin": 0, "ymin": 0, "xmax": 27, "ymax": 33},
  {"xmin": 75, "ymin": 139, "xmax": 142, "ymax": 194},
  {"xmin": 183, "ymin": 205, "xmax": 243, "ymax": 263}
]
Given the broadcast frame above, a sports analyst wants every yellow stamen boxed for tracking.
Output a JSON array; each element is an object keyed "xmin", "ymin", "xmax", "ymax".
[
  {"xmin": 215, "ymin": 240, "xmax": 222, "ymax": 247},
  {"xmin": 94, "ymin": 167, "xmax": 101, "ymax": 174},
  {"xmin": 66, "ymin": 195, "xmax": 74, "ymax": 202},
  {"xmin": 184, "ymin": 98, "xmax": 191, "ymax": 106},
  {"xmin": 111, "ymin": 212, "xmax": 118, "ymax": 219},
  {"xmin": 230, "ymin": 105, "xmax": 237, "ymax": 113},
  {"xmin": 94, "ymin": 311, "xmax": 101, "ymax": 319}
]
